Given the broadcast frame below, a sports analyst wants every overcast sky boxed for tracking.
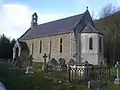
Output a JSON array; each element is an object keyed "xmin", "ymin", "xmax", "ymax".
[{"xmin": 0, "ymin": 0, "xmax": 120, "ymax": 39}]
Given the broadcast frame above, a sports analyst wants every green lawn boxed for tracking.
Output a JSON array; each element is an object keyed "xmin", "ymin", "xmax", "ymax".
[{"xmin": 0, "ymin": 60, "xmax": 120, "ymax": 90}]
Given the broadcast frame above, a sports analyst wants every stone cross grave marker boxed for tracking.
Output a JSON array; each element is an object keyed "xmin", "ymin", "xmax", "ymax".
[
  {"xmin": 114, "ymin": 61, "xmax": 120, "ymax": 84},
  {"xmin": 43, "ymin": 53, "xmax": 48, "ymax": 71},
  {"xmin": 25, "ymin": 55, "xmax": 34, "ymax": 74}
]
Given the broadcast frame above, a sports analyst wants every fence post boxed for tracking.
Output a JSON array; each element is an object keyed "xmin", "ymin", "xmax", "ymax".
[{"xmin": 68, "ymin": 67, "xmax": 71, "ymax": 82}]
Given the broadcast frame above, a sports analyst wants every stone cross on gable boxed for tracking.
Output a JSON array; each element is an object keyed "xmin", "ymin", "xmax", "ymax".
[{"xmin": 114, "ymin": 61, "xmax": 120, "ymax": 84}]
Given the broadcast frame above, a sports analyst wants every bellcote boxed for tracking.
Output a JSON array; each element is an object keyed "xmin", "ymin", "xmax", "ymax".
[{"xmin": 31, "ymin": 12, "xmax": 38, "ymax": 29}]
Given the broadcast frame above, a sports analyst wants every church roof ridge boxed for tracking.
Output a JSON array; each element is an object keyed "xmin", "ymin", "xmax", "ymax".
[
  {"xmin": 19, "ymin": 9, "xmax": 102, "ymax": 40},
  {"xmin": 20, "ymin": 13, "xmax": 84, "ymax": 40},
  {"xmin": 38, "ymin": 13, "xmax": 84, "ymax": 26}
]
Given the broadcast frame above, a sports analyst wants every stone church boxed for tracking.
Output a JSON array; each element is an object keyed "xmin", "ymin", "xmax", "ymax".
[{"xmin": 13, "ymin": 8, "xmax": 104, "ymax": 65}]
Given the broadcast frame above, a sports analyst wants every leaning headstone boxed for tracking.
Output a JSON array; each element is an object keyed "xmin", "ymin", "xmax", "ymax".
[{"xmin": 114, "ymin": 61, "xmax": 120, "ymax": 84}]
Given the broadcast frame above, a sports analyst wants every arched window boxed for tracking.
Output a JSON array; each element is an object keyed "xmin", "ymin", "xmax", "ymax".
[
  {"xmin": 89, "ymin": 37, "xmax": 93, "ymax": 50},
  {"xmin": 39, "ymin": 40, "xmax": 42, "ymax": 53},
  {"xmin": 99, "ymin": 37, "xmax": 102, "ymax": 52},
  {"xmin": 60, "ymin": 38, "xmax": 62, "ymax": 53}
]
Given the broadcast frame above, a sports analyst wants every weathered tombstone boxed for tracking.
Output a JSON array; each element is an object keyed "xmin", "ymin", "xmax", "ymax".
[
  {"xmin": 50, "ymin": 58, "xmax": 58, "ymax": 66},
  {"xmin": 59, "ymin": 58, "xmax": 65, "ymax": 65},
  {"xmin": 58, "ymin": 58, "xmax": 67, "ymax": 71},
  {"xmin": 0, "ymin": 82, "xmax": 6, "ymax": 90},
  {"xmin": 25, "ymin": 66, "xmax": 34, "ymax": 74},
  {"xmin": 67, "ymin": 59, "xmax": 76, "ymax": 66},
  {"xmin": 88, "ymin": 80, "xmax": 105, "ymax": 90},
  {"xmin": 25, "ymin": 55, "xmax": 34, "ymax": 74},
  {"xmin": 15, "ymin": 56, "xmax": 22, "ymax": 68},
  {"xmin": 45, "ymin": 61, "xmax": 52, "ymax": 71},
  {"xmin": 50, "ymin": 58, "xmax": 59, "ymax": 71},
  {"xmin": 114, "ymin": 61, "xmax": 120, "ymax": 84}
]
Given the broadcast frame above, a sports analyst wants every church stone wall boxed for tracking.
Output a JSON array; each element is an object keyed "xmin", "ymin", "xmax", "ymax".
[{"xmin": 22, "ymin": 33, "xmax": 71, "ymax": 62}]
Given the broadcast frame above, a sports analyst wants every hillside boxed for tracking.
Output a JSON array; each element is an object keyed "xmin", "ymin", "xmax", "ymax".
[{"xmin": 95, "ymin": 11, "xmax": 120, "ymax": 65}]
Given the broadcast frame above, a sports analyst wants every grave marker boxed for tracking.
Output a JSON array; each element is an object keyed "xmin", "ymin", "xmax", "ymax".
[
  {"xmin": 43, "ymin": 53, "xmax": 48, "ymax": 71},
  {"xmin": 25, "ymin": 55, "xmax": 34, "ymax": 74},
  {"xmin": 88, "ymin": 80, "xmax": 105, "ymax": 90},
  {"xmin": 114, "ymin": 61, "xmax": 120, "ymax": 84}
]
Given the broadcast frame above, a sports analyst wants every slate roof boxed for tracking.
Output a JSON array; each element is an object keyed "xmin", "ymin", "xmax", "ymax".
[
  {"xmin": 82, "ymin": 23, "xmax": 99, "ymax": 33},
  {"xmin": 19, "ymin": 10, "xmax": 102, "ymax": 40},
  {"xmin": 20, "ymin": 13, "xmax": 84, "ymax": 40}
]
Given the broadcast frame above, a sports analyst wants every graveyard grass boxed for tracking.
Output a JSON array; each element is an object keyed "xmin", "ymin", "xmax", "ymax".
[{"xmin": 0, "ymin": 60, "xmax": 120, "ymax": 90}]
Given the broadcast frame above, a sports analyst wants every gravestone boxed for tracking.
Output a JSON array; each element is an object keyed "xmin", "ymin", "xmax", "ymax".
[
  {"xmin": 25, "ymin": 66, "xmax": 34, "ymax": 74},
  {"xmin": 59, "ymin": 58, "xmax": 65, "ymax": 65},
  {"xmin": 58, "ymin": 58, "xmax": 67, "ymax": 71},
  {"xmin": 45, "ymin": 61, "xmax": 52, "ymax": 71},
  {"xmin": 67, "ymin": 59, "xmax": 76, "ymax": 66},
  {"xmin": 46, "ymin": 58, "xmax": 59, "ymax": 71},
  {"xmin": 15, "ymin": 56, "xmax": 22, "ymax": 68},
  {"xmin": 50, "ymin": 58, "xmax": 58, "ymax": 66},
  {"xmin": 42, "ymin": 53, "xmax": 48, "ymax": 71},
  {"xmin": 88, "ymin": 80, "xmax": 105, "ymax": 90},
  {"xmin": 25, "ymin": 55, "xmax": 34, "ymax": 74},
  {"xmin": 114, "ymin": 61, "xmax": 120, "ymax": 84}
]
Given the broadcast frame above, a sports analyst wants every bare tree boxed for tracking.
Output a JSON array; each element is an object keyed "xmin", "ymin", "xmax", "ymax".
[
  {"xmin": 99, "ymin": 3, "xmax": 118, "ymax": 18},
  {"xmin": 98, "ymin": 3, "xmax": 120, "ymax": 65}
]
